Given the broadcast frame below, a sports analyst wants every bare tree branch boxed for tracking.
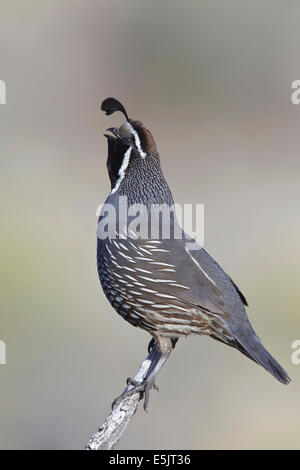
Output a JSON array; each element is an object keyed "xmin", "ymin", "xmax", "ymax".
[{"xmin": 86, "ymin": 343, "xmax": 170, "ymax": 450}]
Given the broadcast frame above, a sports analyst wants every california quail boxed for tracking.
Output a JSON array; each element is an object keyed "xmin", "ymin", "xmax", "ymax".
[{"xmin": 97, "ymin": 97, "xmax": 290, "ymax": 408}]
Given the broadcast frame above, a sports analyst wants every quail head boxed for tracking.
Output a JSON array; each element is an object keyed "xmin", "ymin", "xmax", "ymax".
[{"xmin": 97, "ymin": 97, "xmax": 290, "ymax": 408}]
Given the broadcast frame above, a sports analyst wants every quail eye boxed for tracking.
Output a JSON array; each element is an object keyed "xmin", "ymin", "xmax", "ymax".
[{"xmin": 119, "ymin": 122, "xmax": 133, "ymax": 142}]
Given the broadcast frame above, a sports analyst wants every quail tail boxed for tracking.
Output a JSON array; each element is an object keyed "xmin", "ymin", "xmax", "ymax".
[{"xmin": 234, "ymin": 335, "xmax": 291, "ymax": 385}]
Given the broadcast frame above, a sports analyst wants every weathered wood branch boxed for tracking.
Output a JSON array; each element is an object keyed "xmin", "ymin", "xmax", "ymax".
[{"xmin": 86, "ymin": 344, "xmax": 170, "ymax": 450}]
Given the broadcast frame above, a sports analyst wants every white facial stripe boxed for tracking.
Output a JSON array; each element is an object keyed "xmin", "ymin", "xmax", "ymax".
[
  {"xmin": 110, "ymin": 147, "xmax": 132, "ymax": 194},
  {"xmin": 123, "ymin": 122, "xmax": 147, "ymax": 159}
]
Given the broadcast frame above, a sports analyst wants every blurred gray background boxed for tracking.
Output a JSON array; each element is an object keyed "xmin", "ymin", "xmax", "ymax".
[{"xmin": 1, "ymin": 0, "xmax": 300, "ymax": 449}]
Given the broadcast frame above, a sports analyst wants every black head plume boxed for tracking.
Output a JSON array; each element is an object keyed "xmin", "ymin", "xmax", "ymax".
[{"xmin": 101, "ymin": 97, "xmax": 129, "ymax": 121}]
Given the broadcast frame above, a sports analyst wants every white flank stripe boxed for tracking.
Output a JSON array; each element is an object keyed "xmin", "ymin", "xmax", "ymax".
[
  {"xmin": 150, "ymin": 248, "xmax": 170, "ymax": 253},
  {"xmin": 124, "ymin": 274, "xmax": 137, "ymax": 282},
  {"xmin": 150, "ymin": 262, "xmax": 175, "ymax": 267},
  {"xmin": 140, "ymin": 287, "xmax": 158, "ymax": 294},
  {"xmin": 151, "ymin": 304, "xmax": 173, "ymax": 309},
  {"xmin": 106, "ymin": 246, "xmax": 112, "ymax": 256},
  {"xmin": 129, "ymin": 290, "xmax": 143, "ymax": 296},
  {"xmin": 135, "ymin": 268, "xmax": 153, "ymax": 274},
  {"xmin": 122, "ymin": 266, "xmax": 136, "ymax": 272},
  {"xmin": 158, "ymin": 268, "xmax": 176, "ymax": 272},
  {"xmin": 168, "ymin": 283, "xmax": 190, "ymax": 290},
  {"xmin": 185, "ymin": 247, "xmax": 217, "ymax": 287},
  {"xmin": 119, "ymin": 243, "xmax": 129, "ymax": 251},
  {"xmin": 118, "ymin": 251, "xmax": 133, "ymax": 260},
  {"xmin": 154, "ymin": 293, "xmax": 177, "ymax": 299},
  {"xmin": 139, "ymin": 247, "xmax": 152, "ymax": 255}
]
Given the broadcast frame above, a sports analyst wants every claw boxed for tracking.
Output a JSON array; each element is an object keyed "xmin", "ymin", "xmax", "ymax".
[{"xmin": 111, "ymin": 376, "xmax": 159, "ymax": 412}]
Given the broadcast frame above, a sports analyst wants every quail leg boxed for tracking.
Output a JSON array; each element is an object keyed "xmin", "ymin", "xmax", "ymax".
[
  {"xmin": 148, "ymin": 336, "xmax": 177, "ymax": 354},
  {"xmin": 147, "ymin": 338, "xmax": 155, "ymax": 353},
  {"xmin": 112, "ymin": 342, "xmax": 171, "ymax": 411}
]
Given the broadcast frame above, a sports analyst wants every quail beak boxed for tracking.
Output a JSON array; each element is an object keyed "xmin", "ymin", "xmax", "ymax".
[
  {"xmin": 105, "ymin": 127, "xmax": 120, "ymax": 139},
  {"xmin": 105, "ymin": 127, "xmax": 132, "ymax": 146}
]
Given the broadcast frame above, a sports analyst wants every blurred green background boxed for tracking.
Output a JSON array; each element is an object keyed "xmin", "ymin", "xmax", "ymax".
[{"xmin": 1, "ymin": 0, "xmax": 300, "ymax": 449}]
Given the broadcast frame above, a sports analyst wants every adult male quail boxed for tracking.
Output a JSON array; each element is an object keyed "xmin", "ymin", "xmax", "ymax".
[{"xmin": 97, "ymin": 97, "xmax": 290, "ymax": 408}]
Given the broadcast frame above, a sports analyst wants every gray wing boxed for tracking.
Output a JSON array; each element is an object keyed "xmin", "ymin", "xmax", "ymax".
[{"xmin": 185, "ymin": 239, "xmax": 255, "ymax": 338}]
